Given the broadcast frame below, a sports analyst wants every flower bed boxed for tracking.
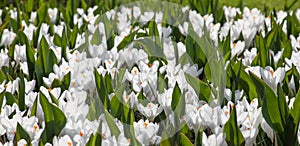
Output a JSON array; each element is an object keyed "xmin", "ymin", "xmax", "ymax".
[{"xmin": 0, "ymin": 1, "xmax": 299, "ymax": 146}]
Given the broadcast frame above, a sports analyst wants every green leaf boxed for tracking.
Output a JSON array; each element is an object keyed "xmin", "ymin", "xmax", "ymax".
[
  {"xmin": 223, "ymin": 105, "xmax": 245, "ymax": 146},
  {"xmin": 86, "ymin": 122, "xmax": 102, "ymax": 146},
  {"xmin": 184, "ymin": 73, "xmax": 211, "ymax": 102},
  {"xmin": 36, "ymin": 3, "xmax": 48, "ymax": 25},
  {"xmin": 25, "ymin": 0, "xmax": 34, "ymax": 13},
  {"xmin": 117, "ymin": 31, "xmax": 136, "ymax": 50},
  {"xmin": 22, "ymin": 33, "xmax": 36, "ymax": 78},
  {"xmin": 61, "ymin": 27, "xmax": 68, "ymax": 61},
  {"xmin": 40, "ymin": 92, "xmax": 66, "ymax": 144},
  {"xmin": 291, "ymin": 88, "xmax": 300, "ymax": 129},
  {"xmin": 171, "ymin": 82, "xmax": 181, "ymax": 111},
  {"xmin": 18, "ymin": 70, "xmax": 26, "ymax": 111},
  {"xmin": 133, "ymin": 37, "xmax": 165, "ymax": 59},
  {"xmin": 255, "ymin": 34, "xmax": 268, "ymax": 67},
  {"xmin": 0, "ymin": 70, "xmax": 6, "ymax": 83},
  {"xmin": 179, "ymin": 133, "xmax": 193, "ymax": 146},
  {"xmin": 86, "ymin": 95, "xmax": 101, "ymax": 121},
  {"xmin": 195, "ymin": 128, "xmax": 203, "ymax": 146},
  {"xmin": 5, "ymin": 92, "xmax": 18, "ymax": 106},
  {"xmin": 0, "ymin": 92, "xmax": 5, "ymax": 110},
  {"xmin": 35, "ymin": 36, "xmax": 58, "ymax": 87},
  {"xmin": 90, "ymin": 28, "xmax": 102, "ymax": 45},
  {"xmin": 148, "ymin": 21, "xmax": 160, "ymax": 37},
  {"xmin": 158, "ymin": 71, "xmax": 167, "ymax": 93},
  {"xmin": 94, "ymin": 70, "xmax": 109, "ymax": 111},
  {"xmin": 53, "ymin": 34, "xmax": 61, "ymax": 47},
  {"xmin": 50, "ymin": 72, "xmax": 71, "ymax": 93},
  {"xmin": 104, "ymin": 109, "xmax": 120, "ymax": 138},
  {"xmin": 16, "ymin": 123, "xmax": 31, "ymax": 144},
  {"xmin": 30, "ymin": 96, "xmax": 38, "ymax": 117},
  {"xmin": 69, "ymin": 24, "xmax": 78, "ymax": 49}
]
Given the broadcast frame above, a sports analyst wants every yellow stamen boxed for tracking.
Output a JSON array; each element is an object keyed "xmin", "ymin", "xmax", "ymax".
[
  {"xmin": 144, "ymin": 122, "xmax": 148, "ymax": 127},
  {"xmin": 270, "ymin": 69, "xmax": 274, "ymax": 76},
  {"xmin": 67, "ymin": 142, "xmax": 72, "ymax": 146},
  {"xmin": 225, "ymin": 111, "xmax": 229, "ymax": 116},
  {"xmin": 33, "ymin": 125, "xmax": 38, "ymax": 132},
  {"xmin": 147, "ymin": 103, "xmax": 152, "ymax": 108},
  {"xmin": 149, "ymin": 63, "xmax": 153, "ymax": 68},
  {"xmin": 233, "ymin": 43, "xmax": 237, "ymax": 48}
]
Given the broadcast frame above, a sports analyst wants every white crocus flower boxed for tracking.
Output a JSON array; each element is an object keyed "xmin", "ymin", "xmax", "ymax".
[
  {"xmin": 4, "ymin": 78, "xmax": 19, "ymax": 94},
  {"xmin": 1, "ymin": 105, "xmax": 23, "ymax": 141},
  {"xmin": 224, "ymin": 89, "xmax": 244, "ymax": 102},
  {"xmin": 261, "ymin": 118, "xmax": 274, "ymax": 143},
  {"xmin": 223, "ymin": 6, "xmax": 240, "ymax": 22},
  {"xmin": 134, "ymin": 119, "xmax": 160, "ymax": 145},
  {"xmin": 0, "ymin": 81, "xmax": 6, "ymax": 93},
  {"xmin": 178, "ymin": 21, "xmax": 189, "ymax": 36},
  {"xmin": 189, "ymin": 10, "xmax": 204, "ymax": 36},
  {"xmin": 132, "ymin": 6, "xmax": 141, "ymax": 19},
  {"xmin": 245, "ymin": 66, "xmax": 261, "ymax": 78},
  {"xmin": 185, "ymin": 103, "xmax": 203, "ymax": 132},
  {"xmin": 231, "ymin": 41, "xmax": 245, "ymax": 59},
  {"xmin": 52, "ymin": 135, "xmax": 73, "ymax": 146},
  {"xmin": 260, "ymin": 66, "xmax": 285, "ymax": 92},
  {"xmin": 0, "ymin": 29, "xmax": 16, "ymax": 47},
  {"xmin": 122, "ymin": 91, "xmax": 137, "ymax": 108},
  {"xmin": 17, "ymin": 139, "xmax": 27, "ymax": 146},
  {"xmin": 48, "ymin": 8, "xmax": 58, "ymax": 23},
  {"xmin": 140, "ymin": 11, "xmax": 154, "ymax": 25},
  {"xmin": 117, "ymin": 132, "xmax": 131, "ymax": 146},
  {"xmin": 14, "ymin": 44, "xmax": 26, "ymax": 62},
  {"xmin": 242, "ymin": 26, "xmax": 257, "ymax": 48},
  {"xmin": 0, "ymin": 49, "xmax": 10, "ymax": 68},
  {"xmin": 137, "ymin": 102, "xmax": 163, "ymax": 121},
  {"xmin": 290, "ymin": 34, "xmax": 300, "ymax": 51},
  {"xmin": 242, "ymin": 48, "xmax": 257, "ymax": 66},
  {"xmin": 50, "ymin": 46, "xmax": 62, "ymax": 62},
  {"xmin": 202, "ymin": 132, "xmax": 227, "ymax": 146},
  {"xmin": 158, "ymin": 88, "xmax": 173, "ymax": 115},
  {"xmin": 20, "ymin": 62, "xmax": 29, "ymax": 75}
]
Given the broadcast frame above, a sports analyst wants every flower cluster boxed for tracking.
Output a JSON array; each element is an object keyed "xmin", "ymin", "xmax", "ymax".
[{"xmin": 0, "ymin": 1, "xmax": 299, "ymax": 146}]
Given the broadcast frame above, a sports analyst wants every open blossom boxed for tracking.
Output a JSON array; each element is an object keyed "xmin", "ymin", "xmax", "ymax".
[
  {"xmin": 260, "ymin": 66, "xmax": 285, "ymax": 92},
  {"xmin": 231, "ymin": 41, "xmax": 245, "ymax": 59},
  {"xmin": 0, "ymin": 29, "xmax": 16, "ymax": 46},
  {"xmin": 134, "ymin": 119, "xmax": 160, "ymax": 145},
  {"xmin": 137, "ymin": 102, "xmax": 163, "ymax": 121}
]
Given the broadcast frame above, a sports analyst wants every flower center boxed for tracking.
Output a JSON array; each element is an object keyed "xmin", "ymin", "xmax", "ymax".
[
  {"xmin": 34, "ymin": 125, "xmax": 38, "ymax": 132},
  {"xmin": 269, "ymin": 69, "xmax": 274, "ymax": 76},
  {"xmin": 143, "ymin": 122, "xmax": 148, "ymax": 127},
  {"xmin": 67, "ymin": 142, "xmax": 72, "ymax": 146},
  {"xmin": 71, "ymin": 82, "xmax": 76, "ymax": 87},
  {"xmin": 149, "ymin": 63, "xmax": 153, "ymax": 68},
  {"xmin": 147, "ymin": 103, "xmax": 152, "ymax": 108},
  {"xmin": 225, "ymin": 110, "xmax": 229, "ymax": 116},
  {"xmin": 233, "ymin": 43, "xmax": 237, "ymax": 48}
]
